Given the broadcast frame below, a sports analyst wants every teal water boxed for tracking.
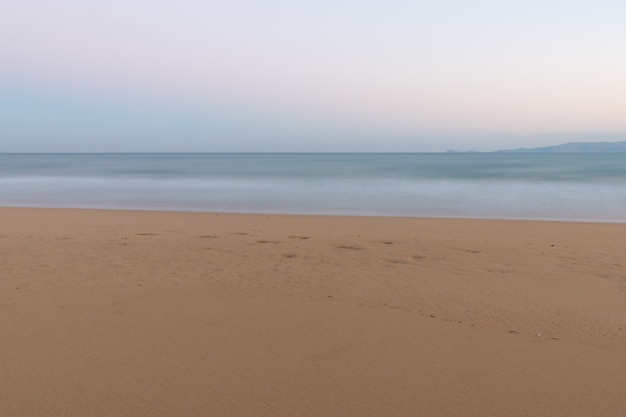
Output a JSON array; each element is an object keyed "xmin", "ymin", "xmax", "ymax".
[{"xmin": 1, "ymin": 153, "xmax": 625, "ymax": 222}]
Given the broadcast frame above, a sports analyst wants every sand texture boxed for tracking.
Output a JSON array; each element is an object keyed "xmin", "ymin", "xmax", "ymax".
[{"xmin": 1, "ymin": 207, "xmax": 625, "ymax": 416}]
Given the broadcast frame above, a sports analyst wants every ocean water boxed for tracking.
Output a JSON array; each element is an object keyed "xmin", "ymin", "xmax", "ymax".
[{"xmin": 1, "ymin": 153, "xmax": 626, "ymax": 222}]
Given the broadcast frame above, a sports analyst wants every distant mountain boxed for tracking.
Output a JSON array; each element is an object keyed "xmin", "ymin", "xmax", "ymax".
[{"xmin": 495, "ymin": 140, "xmax": 626, "ymax": 153}]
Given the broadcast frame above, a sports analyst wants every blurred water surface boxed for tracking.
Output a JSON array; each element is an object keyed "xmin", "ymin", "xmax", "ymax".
[{"xmin": 1, "ymin": 153, "xmax": 625, "ymax": 222}]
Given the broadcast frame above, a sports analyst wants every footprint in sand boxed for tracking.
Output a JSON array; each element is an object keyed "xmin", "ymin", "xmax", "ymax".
[{"xmin": 335, "ymin": 244, "xmax": 365, "ymax": 251}]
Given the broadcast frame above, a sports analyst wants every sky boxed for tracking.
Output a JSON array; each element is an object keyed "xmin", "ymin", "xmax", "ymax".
[{"xmin": 1, "ymin": 0, "xmax": 625, "ymax": 152}]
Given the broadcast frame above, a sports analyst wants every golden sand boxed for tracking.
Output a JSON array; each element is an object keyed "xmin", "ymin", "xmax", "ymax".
[{"xmin": 1, "ymin": 207, "xmax": 625, "ymax": 416}]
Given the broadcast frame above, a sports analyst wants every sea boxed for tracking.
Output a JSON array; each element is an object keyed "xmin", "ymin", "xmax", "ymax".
[{"xmin": 1, "ymin": 153, "xmax": 625, "ymax": 222}]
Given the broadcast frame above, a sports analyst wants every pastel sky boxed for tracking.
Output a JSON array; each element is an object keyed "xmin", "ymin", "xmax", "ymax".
[{"xmin": 1, "ymin": 0, "xmax": 625, "ymax": 152}]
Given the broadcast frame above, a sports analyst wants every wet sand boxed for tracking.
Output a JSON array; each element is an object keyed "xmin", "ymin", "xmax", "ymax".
[{"xmin": 1, "ymin": 207, "xmax": 625, "ymax": 416}]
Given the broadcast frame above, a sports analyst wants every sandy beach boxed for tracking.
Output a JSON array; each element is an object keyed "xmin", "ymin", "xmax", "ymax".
[{"xmin": 1, "ymin": 207, "xmax": 625, "ymax": 416}]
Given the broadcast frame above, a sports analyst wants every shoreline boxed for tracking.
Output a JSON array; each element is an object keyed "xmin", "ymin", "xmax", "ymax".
[
  {"xmin": 2, "ymin": 204, "xmax": 625, "ymax": 225},
  {"xmin": 2, "ymin": 207, "xmax": 625, "ymax": 416}
]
